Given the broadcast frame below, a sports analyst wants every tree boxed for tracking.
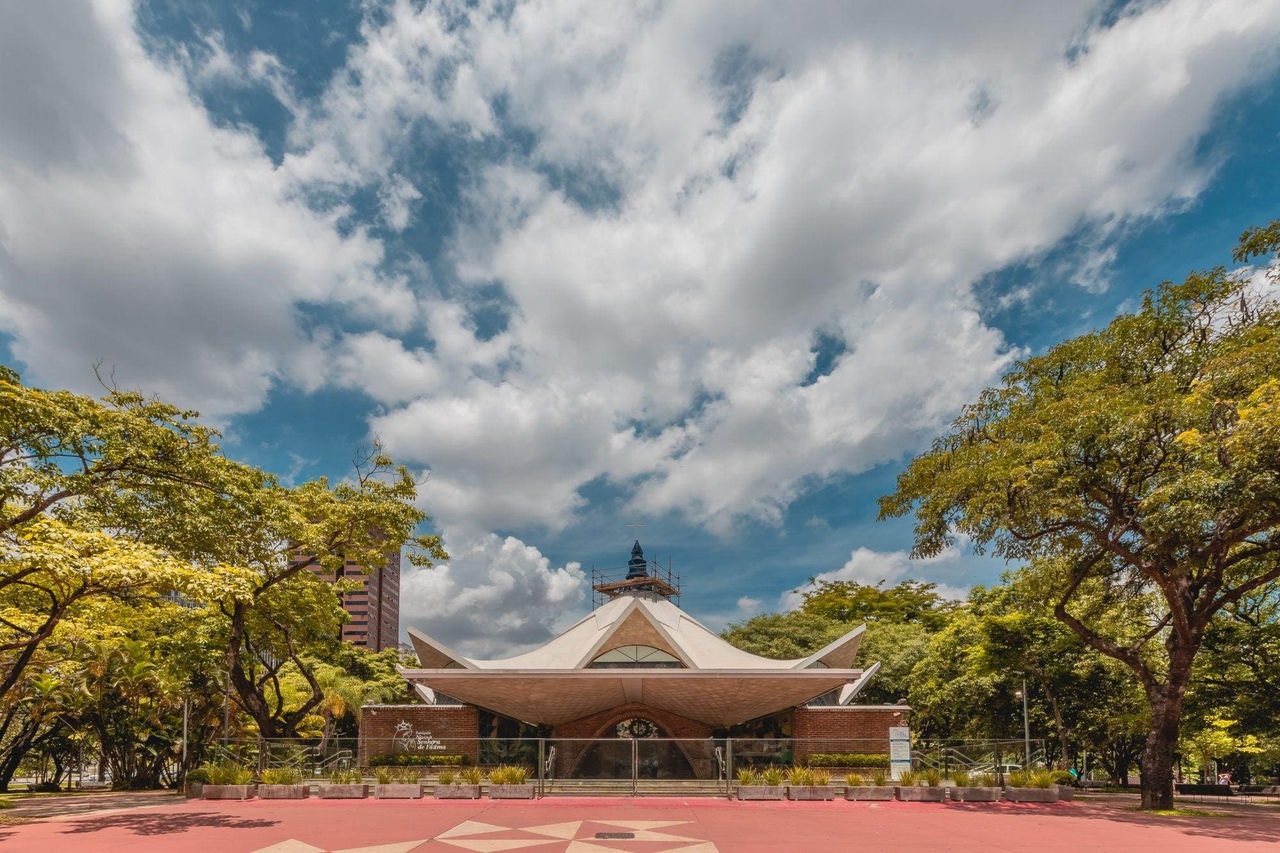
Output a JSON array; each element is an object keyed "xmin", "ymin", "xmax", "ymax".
[
  {"xmin": 880, "ymin": 221, "xmax": 1280, "ymax": 809},
  {"xmin": 800, "ymin": 579, "xmax": 958, "ymax": 630}
]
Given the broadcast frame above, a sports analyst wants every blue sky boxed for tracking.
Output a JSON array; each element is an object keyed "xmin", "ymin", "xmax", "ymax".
[{"xmin": 2, "ymin": 0, "xmax": 1279, "ymax": 655}]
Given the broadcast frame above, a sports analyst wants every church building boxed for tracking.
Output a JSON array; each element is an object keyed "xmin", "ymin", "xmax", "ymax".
[{"xmin": 361, "ymin": 541, "xmax": 905, "ymax": 778}]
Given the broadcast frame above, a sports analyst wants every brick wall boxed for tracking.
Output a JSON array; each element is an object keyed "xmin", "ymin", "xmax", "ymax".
[
  {"xmin": 552, "ymin": 702, "xmax": 715, "ymax": 778},
  {"xmin": 359, "ymin": 704, "xmax": 479, "ymax": 766},
  {"xmin": 792, "ymin": 705, "xmax": 909, "ymax": 763}
]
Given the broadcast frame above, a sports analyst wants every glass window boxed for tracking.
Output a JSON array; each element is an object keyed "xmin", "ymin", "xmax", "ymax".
[{"xmin": 587, "ymin": 645, "xmax": 684, "ymax": 668}]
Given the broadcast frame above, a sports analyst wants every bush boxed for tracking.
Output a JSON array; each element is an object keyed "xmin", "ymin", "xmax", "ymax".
[
  {"xmin": 808, "ymin": 753, "xmax": 890, "ymax": 768},
  {"xmin": 203, "ymin": 761, "xmax": 252, "ymax": 785},
  {"xmin": 896, "ymin": 769, "xmax": 917, "ymax": 787},
  {"xmin": 369, "ymin": 753, "xmax": 468, "ymax": 767},
  {"xmin": 738, "ymin": 768, "xmax": 763, "ymax": 786},
  {"xmin": 28, "ymin": 781, "xmax": 62, "ymax": 793},
  {"xmin": 259, "ymin": 767, "xmax": 302, "ymax": 785},
  {"xmin": 761, "ymin": 767, "xmax": 785, "ymax": 786},
  {"xmin": 459, "ymin": 767, "xmax": 483, "ymax": 785},
  {"xmin": 845, "ymin": 772, "xmax": 864, "ymax": 786},
  {"xmin": 951, "ymin": 769, "xmax": 971, "ymax": 787},
  {"xmin": 489, "ymin": 765, "xmax": 529, "ymax": 785},
  {"xmin": 921, "ymin": 769, "xmax": 942, "ymax": 787},
  {"xmin": 1029, "ymin": 769, "xmax": 1056, "ymax": 789},
  {"xmin": 0, "ymin": 795, "xmax": 11, "ymax": 809},
  {"xmin": 1006, "ymin": 770, "xmax": 1030, "ymax": 788},
  {"xmin": 328, "ymin": 768, "xmax": 363, "ymax": 784},
  {"xmin": 1050, "ymin": 770, "xmax": 1075, "ymax": 785},
  {"xmin": 185, "ymin": 767, "xmax": 212, "ymax": 784},
  {"xmin": 871, "ymin": 770, "xmax": 888, "ymax": 786},
  {"xmin": 437, "ymin": 770, "xmax": 456, "ymax": 785}
]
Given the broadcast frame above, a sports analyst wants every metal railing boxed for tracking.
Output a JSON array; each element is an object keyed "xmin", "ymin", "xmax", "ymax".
[{"xmin": 200, "ymin": 736, "xmax": 1056, "ymax": 796}]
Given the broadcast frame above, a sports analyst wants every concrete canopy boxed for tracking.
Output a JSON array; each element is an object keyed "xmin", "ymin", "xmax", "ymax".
[{"xmin": 400, "ymin": 594, "xmax": 871, "ymax": 728}]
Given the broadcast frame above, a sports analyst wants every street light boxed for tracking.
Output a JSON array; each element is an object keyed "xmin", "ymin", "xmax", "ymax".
[{"xmin": 1012, "ymin": 671, "xmax": 1030, "ymax": 768}]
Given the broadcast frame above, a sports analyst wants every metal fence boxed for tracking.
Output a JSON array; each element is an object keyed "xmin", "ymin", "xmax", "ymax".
[{"xmin": 205, "ymin": 736, "xmax": 1052, "ymax": 796}]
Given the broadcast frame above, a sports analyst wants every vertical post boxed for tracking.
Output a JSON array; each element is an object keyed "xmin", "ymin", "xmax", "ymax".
[
  {"xmin": 537, "ymin": 738, "xmax": 545, "ymax": 799},
  {"xmin": 1021, "ymin": 676, "xmax": 1031, "ymax": 768},
  {"xmin": 182, "ymin": 696, "xmax": 189, "ymax": 776},
  {"xmin": 726, "ymin": 739, "xmax": 733, "ymax": 800},
  {"xmin": 631, "ymin": 737, "xmax": 638, "ymax": 797}
]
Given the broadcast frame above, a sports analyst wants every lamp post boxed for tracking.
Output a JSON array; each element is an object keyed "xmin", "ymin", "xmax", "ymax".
[{"xmin": 1012, "ymin": 672, "xmax": 1030, "ymax": 768}]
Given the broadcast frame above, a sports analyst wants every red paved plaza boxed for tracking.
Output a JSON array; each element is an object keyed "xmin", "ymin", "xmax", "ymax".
[{"xmin": 3, "ymin": 794, "xmax": 1279, "ymax": 852}]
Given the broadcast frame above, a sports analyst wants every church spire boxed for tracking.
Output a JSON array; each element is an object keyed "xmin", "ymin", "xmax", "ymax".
[{"xmin": 626, "ymin": 539, "xmax": 648, "ymax": 579}]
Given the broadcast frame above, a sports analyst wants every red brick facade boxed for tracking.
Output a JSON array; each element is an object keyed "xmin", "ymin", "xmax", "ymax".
[
  {"xmin": 359, "ymin": 704, "xmax": 479, "ymax": 766},
  {"xmin": 552, "ymin": 702, "xmax": 715, "ymax": 778},
  {"xmin": 792, "ymin": 705, "xmax": 908, "ymax": 763}
]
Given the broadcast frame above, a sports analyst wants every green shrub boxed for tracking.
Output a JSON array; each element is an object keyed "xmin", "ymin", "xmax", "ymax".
[
  {"xmin": 1029, "ymin": 769, "xmax": 1056, "ymax": 789},
  {"xmin": 437, "ymin": 770, "xmax": 456, "ymax": 785},
  {"xmin": 976, "ymin": 772, "xmax": 998, "ymax": 787},
  {"xmin": 845, "ymin": 772, "xmax": 864, "ymax": 786},
  {"xmin": 1006, "ymin": 770, "xmax": 1030, "ymax": 788},
  {"xmin": 896, "ymin": 769, "xmax": 917, "ymax": 787},
  {"xmin": 259, "ymin": 767, "xmax": 303, "ymax": 785},
  {"xmin": 737, "ymin": 768, "xmax": 761, "ymax": 786},
  {"xmin": 807, "ymin": 753, "xmax": 891, "ymax": 768},
  {"xmin": 369, "ymin": 753, "xmax": 468, "ymax": 767},
  {"xmin": 204, "ymin": 761, "xmax": 252, "ymax": 785},
  {"xmin": 871, "ymin": 770, "xmax": 888, "ymax": 786},
  {"xmin": 811, "ymin": 768, "xmax": 831, "ymax": 786},
  {"xmin": 374, "ymin": 766, "xmax": 395, "ymax": 784},
  {"xmin": 761, "ymin": 767, "xmax": 785, "ymax": 786},
  {"xmin": 1050, "ymin": 770, "xmax": 1075, "ymax": 785},
  {"xmin": 0, "ymin": 795, "xmax": 11, "ymax": 809},
  {"xmin": 951, "ymin": 769, "xmax": 971, "ymax": 787},
  {"xmin": 785, "ymin": 766, "xmax": 814, "ymax": 786},
  {"xmin": 458, "ymin": 767, "xmax": 483, "ymax": 785},
  {"xmin": 489, "ymin": 765, "xmax": 529, "ymax": 785},
  {"xmin": 921, "ymin": 768, "xmax": 942, "ymax": 787},
  {"xmin": 185, "ymin": 767, "xmax": 212, "ymax": 784},
  {"xmin": 328, "ymin": 768, "xmax": 363, "ymax": 784}
]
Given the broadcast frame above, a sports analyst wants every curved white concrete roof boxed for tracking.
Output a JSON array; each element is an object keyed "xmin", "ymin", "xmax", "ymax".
[{"xmin": 401, "ymin": 593, "xmax": 874, "ymax": 727}]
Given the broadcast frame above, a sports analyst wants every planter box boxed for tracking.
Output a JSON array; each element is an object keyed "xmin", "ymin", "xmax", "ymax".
[
  {"xmin": 375, "ymin": 783, "xmax": 422, "ymax": 799},
  {"xmin": 1004, "ymin": 787, "xmax": 1058, "ymax": 803},
  {"xmin": 896, "ymin": 786, "xmax": 946, "ymax": 802},
  {"xmin": 788, "ymin": 785, "xmax": 838, "ymax": 801},
  {"xmin": 489, "ymin": 784, "xmax": 536, "ymax": 800},
  {"xmin": 318, "ymin": 784, "xmax": 369, "ymax": 799},
  {"xmin": 185, "ymin": 781, "xmax": 204, "ymax": 799},
  {"xmin": 258, "ymin": 784, "xmax": 310, "ymax": 800},
  {"xmin": 435, "ymin": 784, "xmax": 482, "ymax": 799},
  {"xmin": 737, "ymin": 785, "xmax": 786, "ymax": 801},
  {"xmin": 202, "ymin": 784, "xmax": 255, "ymax": 800},
  {"xmin": 949, "ymin": 786, "xmax": 1001, "ymax": 802},
  {"xmin": 845, "ymin": 786, "xmax": 895, "ymax": 801},
  {"xmin": 1054, "ymin": 785, "xmax": 1075, "ymax": 801}
]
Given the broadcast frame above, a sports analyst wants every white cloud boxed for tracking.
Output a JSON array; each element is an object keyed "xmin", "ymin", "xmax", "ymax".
[
  {"xmin": 399, "ymin": 529, "xmax": 587, "ymax": 657},
  {"xmin": 780, "ymin": 545, "xmax": 972, "ymax": 612},
  {"xmin": 0, "ymin": 0, "xmax": 411, "ymax": 416}
]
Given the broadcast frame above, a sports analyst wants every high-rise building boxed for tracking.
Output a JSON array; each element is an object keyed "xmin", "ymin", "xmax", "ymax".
[{"xmin": 295, "ymin": 550, "xmax": 401, "ymax": 651}]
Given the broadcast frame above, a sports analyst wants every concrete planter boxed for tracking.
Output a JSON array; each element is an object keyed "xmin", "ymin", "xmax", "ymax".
[
  {"xmin": 1004, "ymin": 787, "xmax": 1058, "ymax": 803},
  {"xmin": 845, "ymin": 786, "xmax": 895, "ymax": 801},
  {"xmin": 318, "ymin": 783, "xmax": 369, "ymax": 799},
  {"xmin": 737, "ymin": 785, "xmax": 786, "ymax": 801},
  {"xmin": 1054, "ymin": 785, "xmax": 1075, "ymax": 801},
  {"xmin": 949, "ymin": 786, "xmax": 1001, "ymax": 802},
  {"xmin": 488, "ymin": 784, "xmax": 536, "ymax": 799},
  {"xmin": 185, "ymin": 781, "xmax": 204, "ymax": 799},
  {"xmin": 374, "ymin": 783, "xmax": 422, "ymax": 799},
  {"xmin": 435, "ymin": 784, "xmax": 482, "ymax": 799},
  {"xmin": 896, "ymin": 786, "xmax": 946, "ymax": 802},
  {"xmin": 202, "ymin": 784, "xmax": 255, "ymax": 800},
  {"xmin": 258, "ymin": 784, "xmax": 310, "ymax": 800},
  {"xmin": 788, "ymin": 785, "xmax": 838, "ymax": 801}
]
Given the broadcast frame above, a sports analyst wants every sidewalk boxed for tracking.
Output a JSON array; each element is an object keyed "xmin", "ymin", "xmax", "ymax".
[{"xmin": 0, "ymin": 791, "xmax": 1277, "ymax": 853}]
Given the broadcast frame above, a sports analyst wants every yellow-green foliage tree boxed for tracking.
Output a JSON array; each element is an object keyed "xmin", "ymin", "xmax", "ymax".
[{"xmin": 881, "ymin": 222, "xmax": 1280, "ymax": 809}]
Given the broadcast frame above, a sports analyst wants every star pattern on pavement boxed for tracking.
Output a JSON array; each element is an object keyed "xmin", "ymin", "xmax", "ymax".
[{"xmin": 251, "ymin": 818, "xmax": 716, "ymax": 853}]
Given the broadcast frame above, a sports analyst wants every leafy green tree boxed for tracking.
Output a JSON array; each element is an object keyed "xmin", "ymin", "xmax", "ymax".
[
  {"xmin": 800, "ymin": 579, "xmax": 958, "ymax": 631},
  {"xmin": 881, "ymin": 221, "xmax": 1280, "ymax": 809},
  {"xmin": 721, "ymin": 611, "xmax": 847, "ymax": 659}
]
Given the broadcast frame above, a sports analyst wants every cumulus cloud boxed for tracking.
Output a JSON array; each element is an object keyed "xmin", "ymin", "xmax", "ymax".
[
  {"xmin": 5, "ymin": 1, "xmax": 1280, "ymax": 653},
  {"xmin": 779, "ymin": 545, "xmax": 972, "ymax": 612},
  {"xmin": 0, "ymin": 0, "xmax": 410, "ymax": 416},
  {"xmin": 399, "ymin": 530, "xmax": 587, "ymax": 657}
]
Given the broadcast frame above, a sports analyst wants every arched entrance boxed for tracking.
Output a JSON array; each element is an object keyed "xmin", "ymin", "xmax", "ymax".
[{"xmin": 573, "ymin": 716, "xmax": 697, "ymax": 780}]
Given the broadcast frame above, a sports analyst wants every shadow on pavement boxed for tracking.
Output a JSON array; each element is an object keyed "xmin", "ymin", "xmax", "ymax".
[{"xmin": 58, "ymin": 811, "xmax": 278, "ymax": 837}]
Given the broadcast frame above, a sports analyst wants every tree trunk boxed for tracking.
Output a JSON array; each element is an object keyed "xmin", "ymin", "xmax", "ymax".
[{"xmin": 1139, "ymin": 646, "xmax": 1194, "ymax": 810}]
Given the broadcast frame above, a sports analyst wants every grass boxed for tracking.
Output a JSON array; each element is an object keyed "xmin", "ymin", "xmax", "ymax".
[{"xmin": 1135, "ymin": 808, "xmax": 1228, "ymax": 818}]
